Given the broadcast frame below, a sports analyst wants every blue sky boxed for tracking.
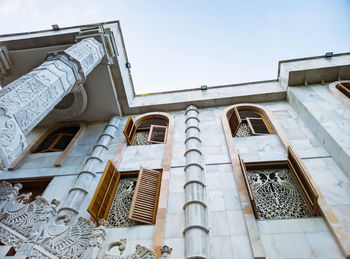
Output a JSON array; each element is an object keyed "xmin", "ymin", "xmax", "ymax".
[{"xmin": 0, "ymin": 0, "xmax": 350, "ymax": 94}]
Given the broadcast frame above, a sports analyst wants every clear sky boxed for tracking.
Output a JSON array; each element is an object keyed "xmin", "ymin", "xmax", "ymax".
[{"xmin": 0, "ymin": 0, "xmax": 350, "ymax": 94}]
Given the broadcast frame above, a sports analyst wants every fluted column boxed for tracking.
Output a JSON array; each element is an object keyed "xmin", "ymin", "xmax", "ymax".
[
  {"xmin": 0, "ymin": 38, "xmax": 104, "ymax": 169},
  {"xmin": 183, "ymin": 105, "xmax": 209, "ymax": 259},
  {"xmin": 58, "ymin": 116, "xmax": 121, "ymax": 216}
]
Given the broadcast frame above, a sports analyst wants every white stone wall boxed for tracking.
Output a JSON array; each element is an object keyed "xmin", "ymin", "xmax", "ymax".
[{"xmin": 0, "ymin": 100, "xmax": 348, "ymax": 258}]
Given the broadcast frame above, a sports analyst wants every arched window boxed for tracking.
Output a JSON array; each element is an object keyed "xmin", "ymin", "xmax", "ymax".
[
  {"xmin": 227, "ymin": 106, "xmax": 274, "ymax": 137},
  {"xmin": 31, "ymin": 126, "xmax": 80, "ymax": 153},
  {"xmin": 223, "ymin": 104, "xmax": 318, "ymax": 219},
  {"xmin": 123, "ymin": 115, "xmax": 168, "ymax": 145},
  {"xmin": 8, "ymin": 122, "xmax": 85, "ymax": 170},
  {"xmin": 335, "ymin": 82, "xmax": 350, "ymax": 98}
]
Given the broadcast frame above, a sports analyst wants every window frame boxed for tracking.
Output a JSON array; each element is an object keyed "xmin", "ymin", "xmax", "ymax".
[
  {"xmin": 227, "ymin": 107, "xmax": 274, "ymax": 137},
  {"xmin": 238, "ymin": 147, "xmax": 320, "ymax": 219},
  {"xmin": 88, "ymin": 160, "xmax": 162, "ymax": 226},
  {"xmin": 246, "ymin": 117, "xmax": 270, "ymax": 135},
  {"xmin": 147, "ymin": 125, "xmax": 168, "ymax": 144},
  {"xmin": 8, "ymin": 122, "xmax": 86, "ymax": 170},
  {"xmin": 123, "ymin": 115, "xmax": 169, "ymax": 145}
]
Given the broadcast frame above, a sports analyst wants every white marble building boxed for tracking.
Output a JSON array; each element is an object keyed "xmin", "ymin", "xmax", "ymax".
[{"xmin": 0, "ymin": 21, "xmax": 349, "ymax": 259}]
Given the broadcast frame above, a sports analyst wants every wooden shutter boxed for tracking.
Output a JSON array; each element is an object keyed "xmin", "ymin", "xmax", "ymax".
[
  {"xmin": 88, "ymin": 160, "xmax": 120, "ymax": 221},
  {"xmin": 228, "ymin": 108, "xmax": 241, "ymax": 136},
  {"xmin": 128, "ymin": 168, "xmax": 162, "ymax": 224},
  {"xmin": 148, "ymin": 125, "xmax": 167, "ymax": 144},
  {"xmin": 123, "ymin": 116, "xmax": 137, "ymax": 145},
  {"xmin": 238, "ymin": 154, "xmax": 258, "ymax": 219},
  {"xmin": 247, "ymin": 117, "xmax": 269, "ymax": 135},
  {"xmin": 287, "ymin": 146, "xmax": 319, "ymax": 216}
]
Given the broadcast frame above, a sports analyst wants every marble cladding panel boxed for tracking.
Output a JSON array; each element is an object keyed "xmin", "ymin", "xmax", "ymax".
[
  {"xmin": 171, "ymin": 112, "xmax": 186, "ymax": 167},
  {"xmin": 42, "ymin": 175, "xmax": 76, "ymax": 204},
  {"xmin": 263, "ymin": 100, "xmax": 330, "ymax": 159},
  {"xmin": 118, "ymin": 144, "xmax": 166, "ymax": 171},
  {"xmin": 288, "ymin": 86, "xmax": 350, "ymax": 174},
  {"xmin": 233, "ymin": 135, "xmax": 287, "ymax": 162},
  {"xmin": 197, "ymin": 107, "xmax": 231, "ymax": 164}
]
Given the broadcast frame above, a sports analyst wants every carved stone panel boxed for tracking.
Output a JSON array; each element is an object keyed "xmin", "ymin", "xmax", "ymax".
[
  {"xmin": 0, "ymin": 111, "xmax": 26, "ymax": 168},
  {"xmin": 64, "ymin": 38, "xmax": 104, "ymax": 77}
]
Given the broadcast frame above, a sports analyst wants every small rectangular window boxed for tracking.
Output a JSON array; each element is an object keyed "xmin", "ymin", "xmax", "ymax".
[
  {"xmin": 246, "ymin": 117, "xmax": 269, "ymax": 135},
  {"xmin": 147, "ymin": 125, "xmax": 167, "ymax": 144}
]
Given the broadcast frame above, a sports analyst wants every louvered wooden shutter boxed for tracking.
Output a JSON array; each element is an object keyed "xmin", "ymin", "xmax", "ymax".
[
  {"xmin": 88, "ymin": 160, "xmax": 120, "ymax": 221},
  {"xmin": 123, "ymin": 116, "xmax": 137, "ymax": 145},
  {"xmin": 128, "ymin": 168, "xmax": 162, "ymax": 224},
  {"xmin": 148, "ymin": 125, "xmax": 167, "ymax": 144},
  {"xmin": 287, "ymin": 146, "xmax": 319, "ymax": 216},
  {"xmin": 238, "ymin": 154, "xmax": 258, "ymax": 219},
  {"xmin": 228, "ymin": 108, "xmax": 241, "ymax": 136},
  {"xmin": 247, "ymin": 117, "xmax": 269, "ymax": 135}
]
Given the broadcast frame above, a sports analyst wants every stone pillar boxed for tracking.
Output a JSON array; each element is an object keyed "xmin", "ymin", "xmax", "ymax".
[
  {"xmin": 58, "ymin": 116, "xmax": 121, "ymax": 216},
  {"xmin": 183, "ymin": 105, "xmax": 209, "ymax": 259},
  {"xmin": 0, "ymin": 38, "xmax": 104, "ymax": 169}
]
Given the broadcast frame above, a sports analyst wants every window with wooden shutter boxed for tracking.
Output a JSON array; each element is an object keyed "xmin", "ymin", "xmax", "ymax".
[
  {"xmin": 88, "ymin": 160, "xmax": 121, "ymax": 221},
  {"xmin": 128, "ymin": 168, "xmax": 162, "ymax": 224},
  {"xmin": 123, "ymin": 116, "xmax": 137, "ymax": 145},
  {"xmin": 336, "ymin": 82, "xmax": 350, "ymax": 98},
  {"xmin": 238, "ymin": 154, "xmax": 258, "ymax": 219},
  {"xmin": 287, "ymin": 146, "xmax": 319, "ymax": 216},
  {"xmin": 246, "ymin": 117, "xmax": 269, "ymax": 135},
  {"xmin": 228, "ymin": 108, "xmax": 241, "ymax": 136},
  {"xmin": 32, "ymin": 126, "xmax": 79, "ymax": 153},
  {"xmin": 148, "ymin": 125, "xmax": 167, "ymax": 144}
]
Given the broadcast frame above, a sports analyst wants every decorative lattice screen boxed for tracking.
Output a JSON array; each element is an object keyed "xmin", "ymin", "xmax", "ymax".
[{"xmin": 247, "ymin": 168, "xmax": 312, "ymax": 220}]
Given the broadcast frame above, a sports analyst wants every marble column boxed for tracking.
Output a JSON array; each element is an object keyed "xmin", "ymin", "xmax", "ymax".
[
  {"xmin": 0, "ymin": 38, "xmax": 104, "ymax": 169},
  {"xmin": 183, "ymin": 105, "xmax": 209, "ymax": 259},
  {"xmin": 58, "ymin": 116, "xmax": 121, "ymax": 216}
]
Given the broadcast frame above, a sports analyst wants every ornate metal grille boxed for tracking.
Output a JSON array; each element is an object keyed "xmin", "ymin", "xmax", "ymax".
[
  {"xmin": 133, "ymin": 131, "xmax": 152, "ymax": 145},
  {"xmin": 235, "ymin": 122, "xmax": 253, "ymax": 137},
  {"xmin": 247, "ymin": 168, "xmax": 312, "ymax": 220},
  {"xmin": 107, "ymin": 178, "xmax": 139, "ymax": 227}
]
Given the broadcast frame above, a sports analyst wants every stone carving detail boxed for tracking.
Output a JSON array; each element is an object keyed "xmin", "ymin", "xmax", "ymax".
[
  {"xmin": 64, "ymin": 38, "xmax": 104, "ymax": 77},
  {"xmin": 0, "ymin": 182, "xmax": 59, "ymax": 254},
  {"xmin": 101, "ymin": 239, "xmax": 157, "ymax": 259},
  {"xmin": 0, "ymin": 227, "xmax": 24, "ymax": 247},
  {"xmin": 0, "ymin": 181, "xmax": 157, "ymax": 258},
  {"xmin": 107, "ymin": 178, "xmax": 138, "ymax": 227},
  {"xmin": 247, "ymin": 168, "xmax": 312, "ymax": 220},
  {"xmin": 0, "ymin": 111, "xmax": 26, "ymax": 169},
  {"xmin": 0, "ymin": 37, "xmax": 104, "ymax": 168},
  {"xmin": 0, "ymin": 180, "xmax": 21, "ymax": 205},
  {"xmin": 40, "ymin": 216, "xmax": 94, "ymax": 259}
]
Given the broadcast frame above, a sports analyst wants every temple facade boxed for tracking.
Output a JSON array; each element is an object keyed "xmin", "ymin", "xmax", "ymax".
[{"xmin": 0, "ymin": 21, "xmax": 349, "ymax": 259}]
